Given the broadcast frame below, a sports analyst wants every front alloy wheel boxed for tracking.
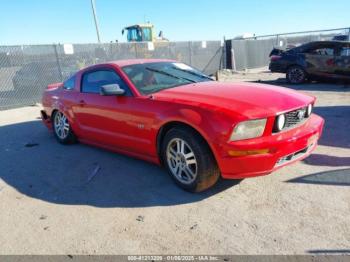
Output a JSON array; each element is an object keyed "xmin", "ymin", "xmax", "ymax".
[
  {"xmin": 166, "ymin": 138, "xmax": 198, "ymax": 184},
  {"xmin": 162, "ymin": 127, "xmax": 220, "ymax": 192}
]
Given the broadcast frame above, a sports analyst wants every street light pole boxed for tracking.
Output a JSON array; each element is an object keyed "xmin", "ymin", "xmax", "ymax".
[{"xmin": 90, "ymin": 0, "xmax": 101, "ymax": 43}]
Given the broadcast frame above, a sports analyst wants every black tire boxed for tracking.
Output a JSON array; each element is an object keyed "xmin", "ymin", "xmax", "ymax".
[
  {"xmin": 52, "ymin": 110, "xmax": 76, "ymax": 144},
  {"xmin": 161, "ymin": 126, "xmax": 220, "ymax": 192},
  {"xmin": 286, "ymin": 66, "xmax": 306, "ymax": 84}
]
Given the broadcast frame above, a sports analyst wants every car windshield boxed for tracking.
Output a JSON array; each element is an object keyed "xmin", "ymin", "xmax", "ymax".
[{"xmin": 122, "ymin": 62, "xmax": 213, "ymax": 95}]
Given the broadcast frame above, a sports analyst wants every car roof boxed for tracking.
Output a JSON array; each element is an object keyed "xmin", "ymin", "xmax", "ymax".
[
  {"xmin": 78, "ymin": 59, "xmax": 178, "ymax": 74},
  {"xmin": 302, "ymin": 40, "xmax": 349, "ymax": 46},
  {"xmin": 109, "ymin": 59, "xmax": 177, "ymax": 67}
]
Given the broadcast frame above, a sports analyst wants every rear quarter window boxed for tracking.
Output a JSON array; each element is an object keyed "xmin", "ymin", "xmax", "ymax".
[{"xmin": 63, "ymin": 75, "xmax": 76, "ymax": 90}]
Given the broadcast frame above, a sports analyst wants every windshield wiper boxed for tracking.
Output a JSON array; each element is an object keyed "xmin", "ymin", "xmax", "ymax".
[
  {"xmin": 171, "ymin": 67, "xmax": 213, "ymax": 81},
  {"xmin": 145, "ymin": 67, "xmax": 196, "ymax": 83}
]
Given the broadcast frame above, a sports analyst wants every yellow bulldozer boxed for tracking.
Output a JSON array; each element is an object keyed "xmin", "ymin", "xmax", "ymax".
[{"xmin": 122, "ymin": 23, "xmax": 168, "ymax": 42}]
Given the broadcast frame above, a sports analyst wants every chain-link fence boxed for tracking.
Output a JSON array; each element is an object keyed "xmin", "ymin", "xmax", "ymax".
[
  {"xmin": 2, "ymin": 27, "xmax": 349, "ymax": 110},
  {"xmin": 0, "ymin": 41, "xmax": 224, "ymax": 110},
  {"xmin": 226, "ymin": 27, "xmax": 350, "ymax": 70}
]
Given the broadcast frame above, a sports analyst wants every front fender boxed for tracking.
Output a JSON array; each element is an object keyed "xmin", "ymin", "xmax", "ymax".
[{"xmin": 155, "ymin": 106, "xmax": 236, "ymax": 164}]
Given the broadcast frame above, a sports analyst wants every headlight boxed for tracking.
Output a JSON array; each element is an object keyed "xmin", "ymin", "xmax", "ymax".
[
  {"xmin": 230, "ymin": 119, "xmax": 267, "ymax": 141},
  {"xmin": 275, "ymin": 114, "xmax": 286, "ymax": 131},
  {"xmin": 306, "ymin": 104, "xmax": 312, "ymax": 117}
]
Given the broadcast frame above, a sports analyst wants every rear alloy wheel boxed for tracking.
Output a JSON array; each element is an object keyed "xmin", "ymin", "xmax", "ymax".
[
  {"xmin": 286, "ymin": 66, "xmax": 306, "ymax": 84},
  {"xmin": 52, "ymin": 111, "xmax": 76, "ymax": 144},
  {"xmin": 162, "ymin": 127, "xmax": 220, "ymax": 192}
]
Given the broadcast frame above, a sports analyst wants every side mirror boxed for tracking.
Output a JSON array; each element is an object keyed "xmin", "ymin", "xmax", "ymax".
[
  {"xmin": 100, "ymin": 84, "xmax": 125, "ymax": 96},
  {"xmin": 122, "ymin": 29, "xmax": 125, "ymax": 35}
]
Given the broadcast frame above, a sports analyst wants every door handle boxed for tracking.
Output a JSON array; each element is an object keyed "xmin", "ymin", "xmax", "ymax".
[{"xmin": 78, "ymin": 100, "xmax": 86, "ymax": 106}]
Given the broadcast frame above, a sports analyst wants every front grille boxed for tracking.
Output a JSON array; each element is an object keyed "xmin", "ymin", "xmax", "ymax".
[
  {"xmin": 273, "ymin": 107, "xmax": 309, "ymax": 133},
  {"xmin": 285, "ymin": 107, "xmax": 307, "ymax": 128}
]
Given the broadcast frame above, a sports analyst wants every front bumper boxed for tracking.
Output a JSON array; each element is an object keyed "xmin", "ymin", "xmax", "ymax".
[
  {"xmin": 41, "ymin": 110, "xmax": 52, "ymax": 130},
  {"xmin": 269, "ymin": 62, "xmax": 287, "ymax": 73},
  {"xmin": 218, "ymin": 114, "xmax": 324, "ymax": 179}
]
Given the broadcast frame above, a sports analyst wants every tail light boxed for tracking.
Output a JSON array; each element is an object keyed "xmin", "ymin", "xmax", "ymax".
[{"xmin": 270, "ymin": 55, "xmax": 282, "ymax": 61}]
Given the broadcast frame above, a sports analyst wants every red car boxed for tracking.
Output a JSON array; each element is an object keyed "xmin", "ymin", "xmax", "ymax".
[{"xmin": 41, "ymin": 59, "xmax": 324, "ymax": 192}]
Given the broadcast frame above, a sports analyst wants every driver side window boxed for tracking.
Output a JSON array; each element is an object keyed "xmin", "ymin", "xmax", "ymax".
[
  {"xmin": 81, "ymin": 69, "xmax": 131, "ymax": 96},
  {"xmin": 340, "ymin": 46, "xmax": 350, "ymax": 57}
]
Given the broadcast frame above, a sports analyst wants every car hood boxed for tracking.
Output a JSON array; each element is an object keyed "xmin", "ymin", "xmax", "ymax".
[{"xmin": 153, "ymin": 81, "xmax": 314, "ymax": 119}]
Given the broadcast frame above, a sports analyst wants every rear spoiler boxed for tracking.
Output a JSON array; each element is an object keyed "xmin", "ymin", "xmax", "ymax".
[
  {"xmin": 269, "ymin": 48, "xmax": 285, "ymax": 57},
  {"xmin": 47, "ymin": 82, "xmax": 63, "ymax": 90}
]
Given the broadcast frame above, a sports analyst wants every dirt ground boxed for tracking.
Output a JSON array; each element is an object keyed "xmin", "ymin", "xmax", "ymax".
[{"xmin": 0, "ymin": 69, "xmax": 349, "ymax": 255}]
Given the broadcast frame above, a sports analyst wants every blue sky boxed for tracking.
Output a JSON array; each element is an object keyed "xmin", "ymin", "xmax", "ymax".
[{"xmin": 0, "ymin": 0, "xmax": 349, "ymax": 45}]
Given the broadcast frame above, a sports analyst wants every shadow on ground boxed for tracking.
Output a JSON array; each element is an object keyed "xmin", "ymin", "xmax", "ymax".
[
  {"xmin": 0, "ymin": 120, "xmax": 240, "ymax": 208},
  {"xmin": 287, "ymin": 168, "xmax": 350, "ymax": 186},
  {"xmin": 308, "ymin": 249, "xmax": 350, "ymax": 254},
  {"xmin": 312, "ymin": 106, "xmax": 350, "ymax": 149},
  {"xmin": 304, "ymin": 154, "xmax": 350, "ymax": 167}
]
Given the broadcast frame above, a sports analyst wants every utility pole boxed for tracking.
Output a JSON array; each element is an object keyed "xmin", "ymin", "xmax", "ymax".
[{"xmin": 90, "ymin": 0, "xmax": 101, "ymax": 43}]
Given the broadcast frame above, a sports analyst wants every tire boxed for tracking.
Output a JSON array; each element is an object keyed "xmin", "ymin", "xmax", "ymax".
[
  {"xmin": 52, "ymin": 111, "xmax": 76, "ymax": 144},
  {"xmin": 286, "ymin": 66, "xmax": 306, "ymax": 84},
  {"xmin": 161, "ymin": 127, "xmax": 220, "ymax": 192}
]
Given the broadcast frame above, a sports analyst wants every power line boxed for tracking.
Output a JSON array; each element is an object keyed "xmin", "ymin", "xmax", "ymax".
[{"xmin": 90, "ymin": 0, "xmax": 101, "ymax": 43}]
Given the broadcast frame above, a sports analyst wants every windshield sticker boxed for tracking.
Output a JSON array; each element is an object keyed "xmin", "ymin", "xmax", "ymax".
[{"xmin": 173, "ymin": 63, "xmax": 193, "ymax": 70}]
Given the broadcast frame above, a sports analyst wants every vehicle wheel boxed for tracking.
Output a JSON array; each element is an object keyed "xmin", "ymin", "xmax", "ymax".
[
  {"xmin": 52, "ymin": 111, "xmax": 76, "ymax": 144},
  {"xmin": 161, "ymin": 127, "xmax": 220, "ymax": 192},
  {"xmin": 286, "ymin": 66, "xmax": 306, "ymax": 84}
]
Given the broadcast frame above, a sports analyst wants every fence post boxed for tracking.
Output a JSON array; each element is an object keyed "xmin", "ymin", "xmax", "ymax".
[
  {"xmin": 221, "ymin": 37, "xmax": 227, "ymax": 70},
  {"xmin": 231, "ymin": 48, "xmax": 236, "ymax": 71},
  {"xmin": 53, "ymin": 44, "xmax": 63, "ymax": 82},
  {"xmin": 168, "ymin": 42, "xmax": 172, "ymax": 59},
  {"xmin": 224, "ymin": 40, "xmax": 232, "ymax": 69},
  {"xmin": 188, "ymin": 41, "xmax": 192, "ymax": 66},
  {"xmin": 134, "ymin": 43, "xmax": 138, "ymax": 58}
]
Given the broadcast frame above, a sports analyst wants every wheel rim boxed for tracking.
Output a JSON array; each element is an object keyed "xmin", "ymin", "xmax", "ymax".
[
  {"xmin": 289, "ymin": 68, "xmax": 304, "ymax": 83},
  {"xmin": 54, "ymin": 112, "xmax": 70, "ymax": 139},
  {"xmin": 166, "ymin": 138, "xmax": 198, "ymax": 184}
]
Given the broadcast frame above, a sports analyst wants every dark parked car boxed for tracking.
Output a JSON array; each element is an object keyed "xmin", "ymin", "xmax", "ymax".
[{"xmin": 269, "ymin": 41, "xmax": 350, "ymax": 84}]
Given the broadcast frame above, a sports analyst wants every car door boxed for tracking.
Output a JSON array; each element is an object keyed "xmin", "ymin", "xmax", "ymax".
[
  {"xmin": 303, "ymin": 43, "xmax": 336, "ymax": 78},
  {"xmin": 334, "ymin": 43, "xmax": 350, "ymax": 79},
  {"xmin": 73, "ymin": 67, "xmax": 154, "ymax": 154}
]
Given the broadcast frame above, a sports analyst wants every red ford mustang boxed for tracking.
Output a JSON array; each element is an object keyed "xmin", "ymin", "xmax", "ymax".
[{"xmin": 41, "ymin": 59, "xmax": 324, "ymax": 192}]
